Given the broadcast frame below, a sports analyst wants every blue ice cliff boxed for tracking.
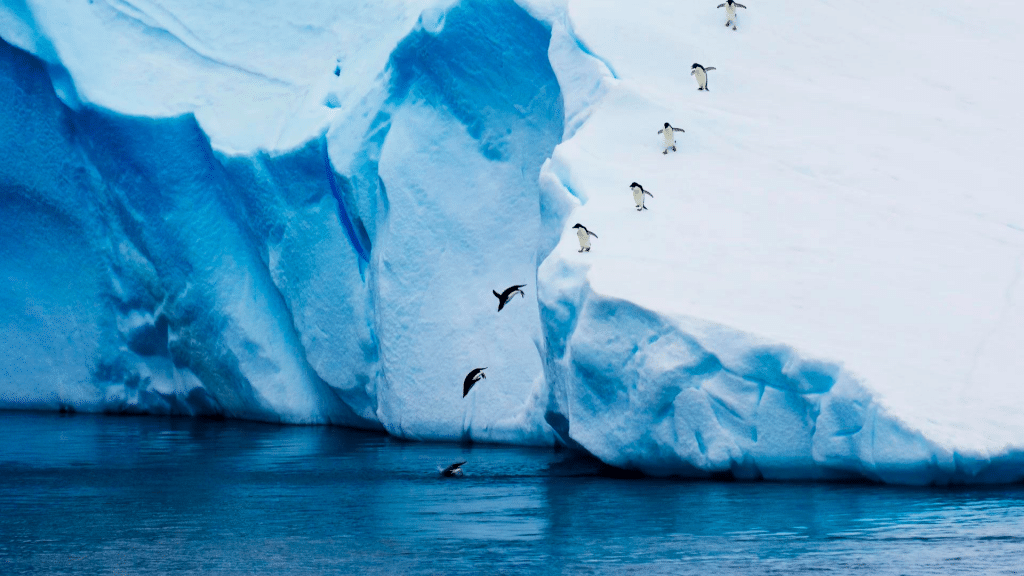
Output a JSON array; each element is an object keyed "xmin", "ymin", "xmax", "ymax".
[{"xmin": 3, "ymin": 0, "xmax": 1024, "ymax": 484}]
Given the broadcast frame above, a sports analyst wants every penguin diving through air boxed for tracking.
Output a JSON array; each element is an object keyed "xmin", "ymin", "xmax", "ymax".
[
  {"xmin": 691, "ymin": 63, "xmax": 717, "ymax": 91},
  {"xmin": 657, "ymin": 122, "xmax": 685, "ymax": 154},
  {"xmin": 463, "ymin": 368, "xmax": 486, "ymax": 397},
  {"xmin": 493, "ymin": 284, "xmax": 526, "ymax": 312},
  {"xmin": 717, "ymin": 1, "xmax": 747, "ymax": 30},
  {"xmin": 572, "ymin": 223, "xmax": 598, "ymax": 252},
  {"xmin": 439, "ymin": 461, "xmax": 466, "ymax": 478},
  {"xmin": 630, "ymin": 182, "xmax": 654, "ymax": 211}
]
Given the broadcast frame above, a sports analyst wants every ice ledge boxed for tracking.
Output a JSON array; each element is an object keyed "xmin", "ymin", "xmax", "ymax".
[{"xmin": 537, "ymin": 252, "xmax": 1024, "ymax": 485}]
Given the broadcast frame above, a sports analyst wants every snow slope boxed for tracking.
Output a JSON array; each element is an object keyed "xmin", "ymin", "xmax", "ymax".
[
  {"xmin": 3, "ymin": 0, "xmax": 1024, "ymax": 483},
  {"xmin": 538, "ymin": 0, "xmax": 1024, "ymax": 482}
]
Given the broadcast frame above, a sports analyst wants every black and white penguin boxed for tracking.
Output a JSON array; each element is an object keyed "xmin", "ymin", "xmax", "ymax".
[
  {"xmin": 630, "ymin": 182, "xmax": 654, "ymax": 211},
  {"xmin": 691, "ymin": 63, "xmax": 717, "ymax": 91},
  {"xmin": 439, "ymin": 461, "xmax": 466, "ymax": 477},
  {"xmin": 493, "ymin": 284, "xmax": 526, "ymax": 312},
  {"xmin": 717, "ymin": 1, "xmax": 747, "ymax": 30},
  {"xmin": 463, "ymin": 368, "xmax": 486, "ymax": 397},
  {"xmin": 572, "ymin": 223, "xmax": 598, "ymax": 252},
  {"xmin": 657, "ymin": 122, "xmax": 685, "ymax": 154}
]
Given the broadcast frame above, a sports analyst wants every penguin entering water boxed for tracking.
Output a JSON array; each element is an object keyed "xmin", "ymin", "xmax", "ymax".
[
  {"xmin": 657, "ymin": 122, "xmax": 685, "ymax": 154},
  {"xmin": 439, "ymin": 461, "xmax": 466, "ymax": 477},
  {"xmin": 717, "ymin": 1, "xmax": 747, "ymax": 30},
  {"xmin": 463, "ymin": 368, "xmax": 486, "ymax": 397},
  {"xmin": 493, "ymin": 284, "xmax": 527, "ymax": 312},
  {"xmin": 691, "ymin": 63, "xmax": 717, "ymax": 91},
  {"xmin": 572, "ymin": 223, "xmax": 598, "ymax": 252},
  {"xmin": 630, "ymin": 182, "xmax": 654, "ymax": 211}
]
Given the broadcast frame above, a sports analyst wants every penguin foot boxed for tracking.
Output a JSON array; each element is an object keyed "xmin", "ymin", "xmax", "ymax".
[
  {"xmin": 672, "ymin": 146, "xmax": 677, "ymax": 151},
  {"xmin": 578, "ymin": 248, "xmax": 584, "ymax": 253},
  {"xmin": 698, "ymin": 87, "xmax": 704, "ymax": 91},
  {"xmin": 586, "ymin": 248, "xmax": 591, "ymax": 252},
  {"xmin": 733, "ymin": 26, "xmax": 737, "ymax": 30},
  {"xmin": 663, "ymin": 150, "xmax": 668, "ymax": 155}
]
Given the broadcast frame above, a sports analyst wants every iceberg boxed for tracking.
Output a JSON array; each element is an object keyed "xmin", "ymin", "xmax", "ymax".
[{"xmin": 2, "ymin": 0, "xmax": 1024, "ymax": 484}]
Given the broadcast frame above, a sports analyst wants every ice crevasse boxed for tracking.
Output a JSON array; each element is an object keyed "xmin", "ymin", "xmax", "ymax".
[{"xmin": 2, "ymin": 0, "xmax": 1024, "ymax": 485}]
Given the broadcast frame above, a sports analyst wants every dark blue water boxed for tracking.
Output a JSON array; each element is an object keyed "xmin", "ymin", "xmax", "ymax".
[{"xmin": 2, "ymin": 412, "xmax": 1023, "ymax": 575}]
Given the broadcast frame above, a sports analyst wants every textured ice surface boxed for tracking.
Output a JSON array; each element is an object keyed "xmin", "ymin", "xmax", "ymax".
[{"xmin": 2, "ymin": 0, "xmax": 1024, "ymax": 483}]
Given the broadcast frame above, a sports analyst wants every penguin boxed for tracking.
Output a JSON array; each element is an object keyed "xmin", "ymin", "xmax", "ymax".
[
  {"xmin": 572, "ymin": 223, "xmax": 598, "ymax": 252},
  {"xmin": 717, "ymin": 1, "xmax": 747, "ymax": 30},
  {"xmin": 657, "ymin": 122, "xmax": 685, "ymax": 154},
  {"xmin": 630, "ymin": 182, "xmax": 654, "ymax": 211},
  {"xmin": 439, "ymin": 461, "xmax": 466, "ymax": 477},
  {"xmin": 463, "ymin": 368, "xmax": 486, "ymax": 397},
  {"xmin": 691, "ymin": 63, "xmax": 717, "ymax": 91},
  {"xmin": 493, "ymin": 284, "xmax": 527, "ymax": 312}
]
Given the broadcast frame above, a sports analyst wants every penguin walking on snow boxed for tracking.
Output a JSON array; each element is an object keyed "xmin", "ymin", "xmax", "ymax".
[
  {"xmin": 691, "ymin": 63, "xmax": 717, "ymax": 91},
  {"xmin": 630, "ymin": 182, "xmax": 654, "ymax": 211},
  {"xmin": 657, "ymin": 122, "xmax": 685, "ymax": 154},
  {"xmin": 572, "ymin": 223, "xmax": 598, "ymax": 252},
  {"xmin": 493, "ymin": 284, "xmax": 526, "ymax": 312},
  {"xmin": 717, "ymin": 1, "xmax": 747, "ymax": 30},
  {"xmin": 463, "ymin": 368, "xmax": 486, "ymax": 397}
]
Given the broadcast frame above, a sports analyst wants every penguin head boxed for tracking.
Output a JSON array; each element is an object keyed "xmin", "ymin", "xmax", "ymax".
[
  {"xmin": 630, "ymin": 182, "xmax": 641, "ymax": 189},
  {"xmin": 572, "ymin": 223, "xmax": 584, "ymax": 230},
  {"xmin": 692, "ymin": 63, "xmax": 701, "ymax": 69},
  {"xmin": 664, "ymin": 122, "xmax": 670, "ymax": 128}
]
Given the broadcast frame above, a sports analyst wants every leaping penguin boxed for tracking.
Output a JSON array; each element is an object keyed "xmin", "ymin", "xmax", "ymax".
[
  {"xmin": 630, "ymin": 182, "xmax": 654, "ymax": 211},
  {"xmin": 572, "ymin": 223, "xmax": 598, "ymax": 252},
  {"xmin": 493, "ymin": 284, "xmax": 527, "ymax": 312},
  {"xmin": 439, "ymin": 461, "xmax": 466, "ymax": 477},
  {"xmin": 657, "ymin": 122, "xmax": 685, "ymax": 154},
  {"xmin": 463, "ymin": 368, "xmax": 486, "ymax": 397},
  {"xmin": 691, "ymin": 63, "xmax": 717, "ymax": 91},
  {"xmin": 717, "ymin": 1, "xmax": 747, "ymax": 30}
]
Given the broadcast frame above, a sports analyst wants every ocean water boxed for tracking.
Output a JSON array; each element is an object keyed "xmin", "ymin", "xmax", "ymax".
[{"xmin": 1, "ymin": 411, "xmax": 1022, "ymax": 575}]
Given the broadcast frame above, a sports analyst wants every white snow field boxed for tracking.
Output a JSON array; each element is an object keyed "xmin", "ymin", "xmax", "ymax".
[{"xmin": 2, "ymin": 0, "xmax": 1024, "ymax": 483}]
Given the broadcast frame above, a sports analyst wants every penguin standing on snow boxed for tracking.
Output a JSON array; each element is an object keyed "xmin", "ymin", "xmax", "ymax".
[
  {"xmin": 493, "ymin": 284, "xmax": 526, "ymax": 312},
  {"xmin": 717, "ymin": 1, "xmax": 747, "ymax": 30},
  {"xmin": 691, "ymin": 63, "xmax": 717, "ymax": 91},
  {"xmin": 572, "ymin": 223, "xmax": 598, "ymax": 252},
  {"xmin": 463, "ymin": 368, "xmax": 486, "ymax": 397},
  {"xmin": 657, "ymin": 122, "xmax": 685, "ymax": 154},
  {"xmin": 630, "ymin": 182, "xmax": 654, "ymax": 211}
]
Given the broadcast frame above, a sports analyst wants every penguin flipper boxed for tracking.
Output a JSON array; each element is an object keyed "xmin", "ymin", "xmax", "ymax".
[
  {"xmin": 717, "ymin": 2, "xmax": 725, "ymax": 7},
  {"xmin": 736, "ymin": 3, "xmax": 746, "ymax": 8},
  {"xmin": 657, "ymin": 129, "xmax": 664, "ymax": 134},
  {"xmin": 706, "ymin": 67, "xmax": 717, "ymax": 71},
  {"xmin": 644, "ymin": 190, "xmax": 654, "ymax": 197},
  {"xmin": 589, "ymin": 231, "xmax": 599, "ymax": 238},
  {"xmin": 674, "ymin": 128, "xmax": 685, "ymax": 132}
]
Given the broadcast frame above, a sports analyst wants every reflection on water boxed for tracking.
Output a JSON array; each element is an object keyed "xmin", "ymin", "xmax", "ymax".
[{"xmin": 1, "ymin": 411, "xmax": 1023, "ymax": 575}]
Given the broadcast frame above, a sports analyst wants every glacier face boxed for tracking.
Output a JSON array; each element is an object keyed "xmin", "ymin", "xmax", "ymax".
[{"xmin": 3, "ymin": 0, "xmax": 1024, "ymax": 484}]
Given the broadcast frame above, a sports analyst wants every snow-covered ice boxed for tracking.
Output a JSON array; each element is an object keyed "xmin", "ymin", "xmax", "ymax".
[{"xmin": 2, "ymin": 0, "xmax": 1024, "ymax": 484}]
